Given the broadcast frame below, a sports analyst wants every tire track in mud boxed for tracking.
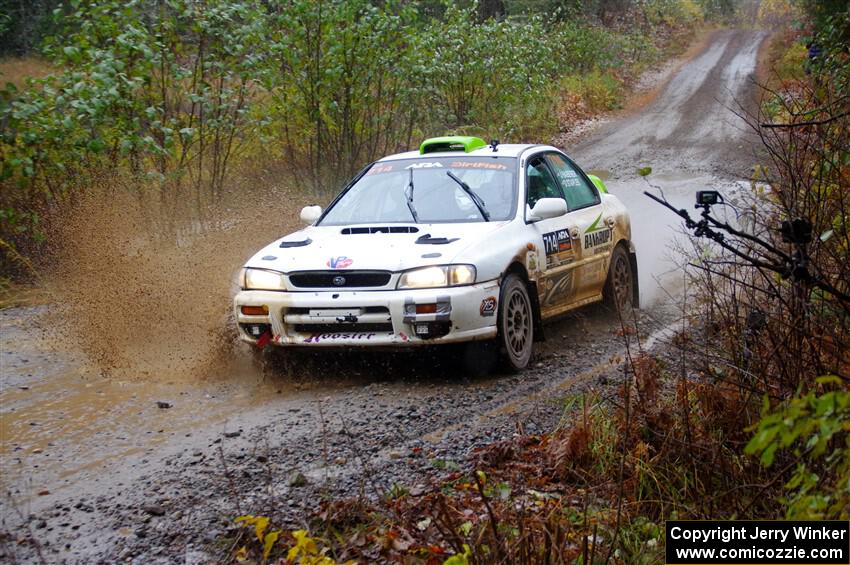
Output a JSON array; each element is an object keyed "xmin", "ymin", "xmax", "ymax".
[
  {"xmin": 575, "ymin": 29, "xmax": 768, "ymax": 303},
  {"xmin": 573, "ymin": 29, "xmax": 768, "ymax": 176},
  {"xmin": 1, "ymin": 29, "xmax": 767, "ymax": 563}
]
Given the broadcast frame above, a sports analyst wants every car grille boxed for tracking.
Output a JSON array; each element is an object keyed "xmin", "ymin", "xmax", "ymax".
[
  {"xmin": 286, "ymin": 306, "xmax": 393, "ymax": 334},
  {"xmin": 288, "ymin": 270, "xmax": 391, "ymax": 288},
  {"xmin": 292, "ymin": 323, "xmax": 393, "ymax": 333}
]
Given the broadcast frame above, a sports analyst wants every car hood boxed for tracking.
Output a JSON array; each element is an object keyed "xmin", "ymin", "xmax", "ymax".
[{"xmin": 244, "ymin": 222, "xmax": 507, "ymax": 273}]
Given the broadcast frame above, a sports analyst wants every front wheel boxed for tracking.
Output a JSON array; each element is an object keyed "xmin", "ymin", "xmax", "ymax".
[{"xmin": 498, "ymin": 274, "xmax": 534, "ymax": 371}]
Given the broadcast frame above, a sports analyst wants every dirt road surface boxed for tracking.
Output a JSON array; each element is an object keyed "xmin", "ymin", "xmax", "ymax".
[{"xmin": 1, "ymin": 29, "xmax": 767, "ymax": 563}]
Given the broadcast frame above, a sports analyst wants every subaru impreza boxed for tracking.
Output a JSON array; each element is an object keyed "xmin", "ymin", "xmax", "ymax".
[{"xmin": 234, "ymin": 136, "xmax": 637, "ymax": 372}]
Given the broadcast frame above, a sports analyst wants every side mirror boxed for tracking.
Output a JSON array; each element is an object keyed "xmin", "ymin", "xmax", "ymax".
[
  {"xmin": 528, "ymin": 198, "xmax": 567, "ymax": 222},
  {"xmin": 300, "ymin": 205, "xmax": 322, "ymax": 225}
]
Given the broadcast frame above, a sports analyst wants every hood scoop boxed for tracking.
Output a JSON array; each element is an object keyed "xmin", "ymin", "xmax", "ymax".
[
  {"xmin": 279, "ymin": 237, "xmax": 312, "ymax": 248},
  {"xmin": 341, "ymin": 226, "xmax": 419, "ymax": 234},
  {"xmin": 415, "ymin": 233, "xmax": 459, "ymax": 245}
]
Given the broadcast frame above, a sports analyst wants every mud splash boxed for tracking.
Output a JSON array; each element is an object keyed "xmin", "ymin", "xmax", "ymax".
[{"xmin": 42, "ymin": 171, "xmax": 310, "ymax": 382}]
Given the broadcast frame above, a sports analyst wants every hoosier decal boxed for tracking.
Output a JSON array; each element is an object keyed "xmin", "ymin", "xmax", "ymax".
[{"xmin": 303, "ymin": 332, "xmax": 377, "ymax": 343}]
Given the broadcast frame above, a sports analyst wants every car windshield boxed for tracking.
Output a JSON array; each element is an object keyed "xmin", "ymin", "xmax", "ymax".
[{"xmin": 319, "ymin": 157, "xmax": 517, "ymax": 225}]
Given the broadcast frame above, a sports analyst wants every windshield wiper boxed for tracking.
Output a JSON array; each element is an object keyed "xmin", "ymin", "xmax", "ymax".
[
  {"xmin": 404, "ymin": 168, "xmax": 419, "ymax": 223},
  {"xmin": 446, "ymin": 171, "xmax": 490, "ymax": 221}
]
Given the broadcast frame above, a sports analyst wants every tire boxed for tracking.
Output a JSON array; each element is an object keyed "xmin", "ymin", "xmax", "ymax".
[
  {"xmin": 498, "ymin": 274, "xmax": 534, "ymax": 371},
  {"xmin": 603, "ymin": 244, "xmax": 634, "ymax": 313}
]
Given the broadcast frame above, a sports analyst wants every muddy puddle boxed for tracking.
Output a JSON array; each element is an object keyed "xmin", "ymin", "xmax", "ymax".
[
  {"xmin": 0, "ymin": 299, "xmax": 496, "ymax": 503},
  {"xmin": 0, "ymin": 178, "xmax": 312, "ymax": 499},
  {"xmin": 2, "ymin": 308, "xmax": 260, "ymax": 494}
]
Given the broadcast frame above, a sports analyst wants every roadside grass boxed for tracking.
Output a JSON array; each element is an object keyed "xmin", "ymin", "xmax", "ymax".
[
  {"xmin": 0, "ymin": 237, "xmax": 50, "ymax": 308},
  {"xmin": 561, "ymin": 71, "xmax": 624, "ymax": 116},
  {"xmin": 220, "ymin": 349, "xmax": 693, "ymax": 563},
  {"xmin": 760, "ymin": 27, "xmax": 808, "ymax": 89},
  {"xmin": 0, "ymin": 56, "xmax": 55, "ymax": 89},
  {"xmin": 0, "ymin": 277, "xmax": 48, "ymax": 309}
]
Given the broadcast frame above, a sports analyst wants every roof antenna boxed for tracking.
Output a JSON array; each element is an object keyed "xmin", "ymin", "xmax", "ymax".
[{"xmin": 489, "ymin": 139, "xmax": 500, "ymax": 152}]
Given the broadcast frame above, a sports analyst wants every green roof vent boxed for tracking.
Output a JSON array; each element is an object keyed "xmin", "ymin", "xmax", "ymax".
[
  {"xmin": 587, "ymin": 174, "xmax": 609, "ymax": 194},
  {"xmin": 419, "ymin": 136, "xmax": 487, "ymax": 154}
]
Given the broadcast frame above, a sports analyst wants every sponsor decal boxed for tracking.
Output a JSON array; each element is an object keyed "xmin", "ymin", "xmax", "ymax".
[
  {"xmin": 398, "ymin": 331, "xmax": 409, "ymax": 342},
  {"xmin": 480, "ymin": 296, "xmax": 497, "ymax": 317},
  {"xmin": 303, "ymin": 332, "xmax": 377, "ymax": 344},
  {"xmin": 542, "ymin": 229, "xmax": 574, "ymax": 268},
  {"xmin": 555, "ymin": 168, "xmax": 583, "ymax": 188},
  {"xmin": 526, "ymin": 250, "xmax": 538, "ymax": 272},
  {"xmin": 327, "ymin": 256, "xmax": 353, "ymax": 269},
  {"xmin": 540, "ymin": 271, "xmax": 573, "ymax": 306},
  {"xmin": 450, "ymin": 161, "xmax": 508, "ymax": 171},
  {"xmin": 365, "ymin": 164, "xmax": 394, "ymax": 175},
  {"xmin": 583, "ymin": 213, "xmax": 614, "ymax": 249},
  {"xmin": 547, "ymin": 255, "xmax": 574, "ymax": 269},
  {"xmin": 584, "ymin": 228, "xmax": 612, "ymax": 249},
  {"xmin": 405, "ymin": 162, "xmax": 443, "ymax": 169},
  {"xmin": 585, "ymin": 212, "xmax": 604, "ymax": 233},
  {"xmin": 543, "ymin": 229, "xmax": 572, "ymax": 255}
]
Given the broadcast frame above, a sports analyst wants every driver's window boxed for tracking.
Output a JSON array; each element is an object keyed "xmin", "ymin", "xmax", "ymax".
[
  {"xmin": 526, "ymin": 157, "xmax": 562, "ymax": 209},
  {"xmin": 545, "ymin": 153, "xmax": 599, "ymax": 211}
]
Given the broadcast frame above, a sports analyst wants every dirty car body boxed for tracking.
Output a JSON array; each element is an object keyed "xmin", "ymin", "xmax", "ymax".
[{"xmin": 234, "ymin": 136, "xmax": 637, "ymax": 371}]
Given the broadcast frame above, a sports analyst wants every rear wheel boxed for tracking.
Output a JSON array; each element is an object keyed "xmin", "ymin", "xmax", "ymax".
[
  {"xmin": 603, "ymin": 245, "xmax": 633, "ymax": 313},
  {"xmin": 498, "ymin": 274, "xmax": 534, "ymax": 371}
]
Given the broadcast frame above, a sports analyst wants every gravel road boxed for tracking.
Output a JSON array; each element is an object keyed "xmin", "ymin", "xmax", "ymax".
[{"xmin": 0, "ymin": 29, "xmax": 767, "ymax": 564}]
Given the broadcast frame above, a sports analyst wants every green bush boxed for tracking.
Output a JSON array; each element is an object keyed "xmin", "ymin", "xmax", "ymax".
[
  {"xmin": 262, "ymin": 0, "xmax": 428, "ymax": 191},
  {"xmin": 746, "ymin": 381, "xmax": 850, "ymax": 519},
  {"xmin": 561, "ymin": 70, "xmax": 623, "ymax": 112},
  {"xmin": 1, "ymin": 0, "xmax": 706, "ymax": 274},
  {"xmin": 775, "ymin": 42, "xmax": 808, "ymax": 81}
]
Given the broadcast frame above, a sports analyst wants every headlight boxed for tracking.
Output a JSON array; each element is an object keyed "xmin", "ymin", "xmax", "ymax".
[
  {"xmin": 397, "ymin": 265, "xmax": 476, "ymax": 289},
  {"xmin": 241, "ymin": 268, "xmax": 287, "ymax": 291}
]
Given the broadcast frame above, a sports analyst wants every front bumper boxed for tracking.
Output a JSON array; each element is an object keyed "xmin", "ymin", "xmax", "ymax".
[{"xmin": 234, "ymin": 280, "xmax": 500, "ymax": 347}]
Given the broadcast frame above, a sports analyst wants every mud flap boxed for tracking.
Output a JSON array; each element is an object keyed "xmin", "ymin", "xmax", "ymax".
[
  {"xmin": 528, "ymin": 281, "xmax": 545, "ymax": 342},
  {"xmin": 629, "ymin": 251, "xmax": 640, "ymax": 308}
]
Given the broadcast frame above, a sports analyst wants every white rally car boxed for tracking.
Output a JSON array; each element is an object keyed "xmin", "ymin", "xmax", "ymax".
[{"xmin": 234, "ymin": 136, "xmax": 637, "ymax": 371}]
